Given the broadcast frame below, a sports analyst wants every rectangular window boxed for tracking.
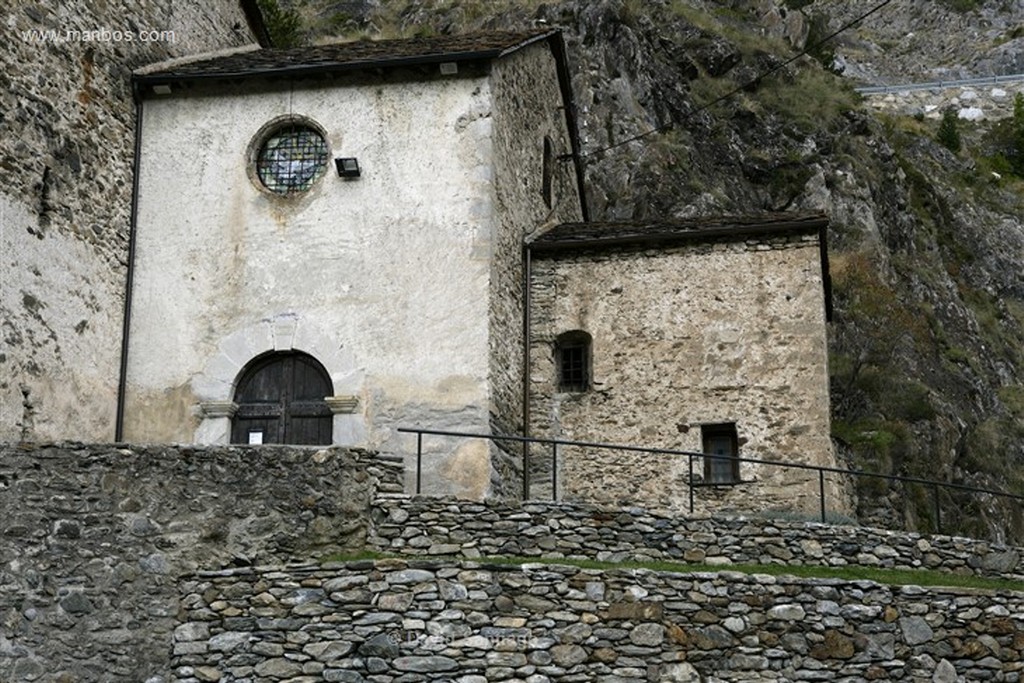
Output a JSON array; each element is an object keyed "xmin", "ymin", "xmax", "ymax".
[
  {"xmin": 558, "ymin": 344, "xmax": 588, "ymax": 392},
  {"xmin": 702, "ymin": 423, "xmax": 739, "ymax": 484}
]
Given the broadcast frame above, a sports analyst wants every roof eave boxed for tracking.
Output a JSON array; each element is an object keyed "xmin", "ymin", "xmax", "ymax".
[
  {"xmin": 133, "ymin": 30, "xmax": 563, "ymax": 89},
  {"xmin": 528, "ymin": 216, "xmax": 830, "ymax": 253}
]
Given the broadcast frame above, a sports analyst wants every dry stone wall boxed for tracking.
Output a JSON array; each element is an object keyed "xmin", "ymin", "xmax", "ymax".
[
  {"xmin": 3, "ymin": 439, "xmax": 1023, "ymax": 682},
  {"xmin": 172, "ymin": 557, "xmax": 1024, "ymax": 683},
  {"xmin": 369, "ymin": 496, "xmax": 1024, "ymax": 581},
  {"xmin": 0, "ymin": 443, "xmax": 401, "ymax": 682}
]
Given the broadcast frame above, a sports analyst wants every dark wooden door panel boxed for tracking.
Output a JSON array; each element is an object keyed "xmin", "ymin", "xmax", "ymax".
[
  {"xmin": 291, "ymin": 356, "xmax": 332, "ymax": 400},
  {"xmin": 231, "ymin": 417, "xmax": 281, "ymax": 445},
  {"xmin": 231, "ymin": 352, "xmax": 332, "ymax": 445}
]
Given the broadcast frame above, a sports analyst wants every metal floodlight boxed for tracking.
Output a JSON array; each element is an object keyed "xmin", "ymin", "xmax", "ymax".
[{"xmin": 335, "ymin": 157, "xmax": 360, "ymax": 179}]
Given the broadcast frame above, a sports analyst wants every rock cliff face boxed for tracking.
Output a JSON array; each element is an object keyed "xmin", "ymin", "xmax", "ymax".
[
  {"xmin": 810, "ymin": 0, "xmax": 1024, "ymax": 83},
  {"xmin": 0, "ymin": 0, "xmax": 259, "ymax": 442},
  {"xmin": 291, "ymin": 0, "xmax": 1024, "ymax": 541}
]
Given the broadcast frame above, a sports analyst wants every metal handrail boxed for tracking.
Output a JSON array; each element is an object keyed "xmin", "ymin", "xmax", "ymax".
[
  {"xmin": 397, "ymin": 426, "xmax": 1024, "ymax": 533},
  {"xmin": 855, "ymin": 73, "xmax": 1024, "ymax": 95}
]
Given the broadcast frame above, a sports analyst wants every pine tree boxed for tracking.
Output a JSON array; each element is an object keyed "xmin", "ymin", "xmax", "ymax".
[
  {"xmin": 1011, "ymin": 93, "xmax": 1024, "ymax": 176},
  {"xmin": 936, "ymin": 107, "xmax": 962, "ymax": 153}
]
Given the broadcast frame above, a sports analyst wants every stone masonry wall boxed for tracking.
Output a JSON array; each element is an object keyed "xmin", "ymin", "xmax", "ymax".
[
  {"xmin": 172, "ymin": 557, "xmax": 1024, "ymax": 682},
  {"xmin": 369, "ymin": 496, "xmax": 1024, "ymax": 581},
  {"xmin": 487, "ymin": 40, "xmax": 586, "ymax": 499},
  {"xmin": 1, "ymin": 0, "xmax": 257, "ymax": 442},
  {"xmin": 3, "ymin": 444, "xmax": 1024, "ymax": 682},
  {"xmin": 0, "ymin": 443, "xmax": 401, "ymax": 682},
  {"xmin": 528, "ymin": 232, "xmax": 840, "ymax": 515}
]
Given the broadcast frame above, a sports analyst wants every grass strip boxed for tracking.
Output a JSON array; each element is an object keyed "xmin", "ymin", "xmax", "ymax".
[{"xmin": 478, "ymin": 555, "xmax": 1024, "ymax": 592}]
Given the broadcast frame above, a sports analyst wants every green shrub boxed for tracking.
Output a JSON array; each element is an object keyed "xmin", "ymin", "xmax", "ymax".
[
  {"xmin": 938, "ymin": 0, "xmax": 982, "ymax": 11},
  {"xmin": 258, "ymin": 0, "xmax": 303, "ymax": 47}
]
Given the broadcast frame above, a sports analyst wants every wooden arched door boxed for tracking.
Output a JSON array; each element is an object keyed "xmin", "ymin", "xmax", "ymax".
[{"xmin": 231, "ymin": 352, "xmax": 332, "ymax": 445}]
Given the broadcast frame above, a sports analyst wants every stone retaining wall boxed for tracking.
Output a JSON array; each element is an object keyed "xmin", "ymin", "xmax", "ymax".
[
  {"xmin": 171, "ymin": 557, "xmax": 1024, "ymax": 683},
  {"xmin": 4, "ymin": 446, "xmax": 1024, "ymax": 682},
  {"xmin": 861, "ymin": 82, "xmax": 1024, "ymax": 120},
  {"xmin": 369, "ymin": 496, "xmax": 1024, "ymax": 580},
  {"xmin": 0, "ymin": 443, "xmax": 402, "ymax": 682}
]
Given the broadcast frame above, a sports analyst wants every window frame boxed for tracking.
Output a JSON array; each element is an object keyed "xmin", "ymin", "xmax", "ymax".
[
  {"xmin": 247, "ymin": 116, "xmax": 330, "ymax": 197},
  {"xmin": 555, "ymin": 330, "xmax": 592, "ymax": 393},
  {"xmin": 701, "ymin": 422, "xmax": 740, "ymax": 484}
]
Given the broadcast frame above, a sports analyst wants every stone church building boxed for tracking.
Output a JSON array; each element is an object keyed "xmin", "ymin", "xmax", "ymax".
[{"xmin": 4, "ymin": 3, "xmax": 835, "ymax": 514}]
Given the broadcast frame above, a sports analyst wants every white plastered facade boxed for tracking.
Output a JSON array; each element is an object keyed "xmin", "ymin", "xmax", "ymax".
[{"xmin": 123, "ymin": 42, "xmax": 583, "ymax": 499}]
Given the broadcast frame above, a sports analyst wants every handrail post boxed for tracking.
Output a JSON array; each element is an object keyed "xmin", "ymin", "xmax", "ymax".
[
  {"xmin": 933, "ymin": 483, "xmax": 941, "ymax": 533},
  {"xmin": 523, "ymin": 441, "xmax": 530, "ymax": 501},
  {"xmin": 819, "ymin": 469, "xmax": 826, "ymax": 523},
  {"xmin": 551, "ymin": 443, "xmax": 558, "ymax": 501},
  {"xmin": 688, "ymin": 453, "xmax": 695, "ymax": 514},
  {"xmin": 416, "ymin": 432, "xmax": 422, "ymax": 495}
]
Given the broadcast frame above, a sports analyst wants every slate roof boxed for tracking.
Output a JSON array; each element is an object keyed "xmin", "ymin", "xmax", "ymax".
[
  {"xmin": 529, "ymin": 213, "xmax": 829, "ymax": 252},
  {"xmin": 134, "ymin": 30, "xmax": 558, "ymax": 85}
]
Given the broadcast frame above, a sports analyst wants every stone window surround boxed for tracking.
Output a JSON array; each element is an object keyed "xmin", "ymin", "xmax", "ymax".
[
  {"xmin": 247, "ymin": 115, "xmax": 331, "ymax": 197},
  {"xmin": 191, "ymin": 314, "xmax": 365, "ymax": 445}
]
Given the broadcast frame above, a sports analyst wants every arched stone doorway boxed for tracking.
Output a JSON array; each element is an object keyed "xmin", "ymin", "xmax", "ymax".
[{"xmin": 231, "ymin": 351, "xmax": 333, "ymax": 445}]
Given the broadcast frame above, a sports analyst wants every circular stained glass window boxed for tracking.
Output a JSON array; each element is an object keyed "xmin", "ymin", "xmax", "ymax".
[{"xmin": 255, "ymin": 125, "xmax": 329, "ymax": 194}]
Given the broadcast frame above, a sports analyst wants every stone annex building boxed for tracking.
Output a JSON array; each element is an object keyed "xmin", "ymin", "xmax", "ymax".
[{"xmin": 2, "ymin": 1, "xmax": 835, "ymax": 515}]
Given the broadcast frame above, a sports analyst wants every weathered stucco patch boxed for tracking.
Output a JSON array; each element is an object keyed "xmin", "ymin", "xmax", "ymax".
[{"xmin": 122, "ymin": 382, "xmax": 200, "ymax": 444}]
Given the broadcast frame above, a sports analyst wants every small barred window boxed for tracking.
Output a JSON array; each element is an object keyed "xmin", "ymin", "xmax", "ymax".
[
  {"xmin": 256, "ymin": 125, "xmax": 328, "ymax": 194},
  {"xmin": 556, "ymin": 330, "xmax": 592, "ymax": 393}
]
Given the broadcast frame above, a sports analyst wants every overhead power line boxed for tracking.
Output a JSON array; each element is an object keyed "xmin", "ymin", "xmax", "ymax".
[{"xmin": 569, "ymin": 0, "xmax": 897, "ymax": 162}]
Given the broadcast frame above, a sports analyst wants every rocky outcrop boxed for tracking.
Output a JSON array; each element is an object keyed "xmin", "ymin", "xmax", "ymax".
[{"xmin": 810, "ymin": 0, "xmax": 1024, "ymax": 84}]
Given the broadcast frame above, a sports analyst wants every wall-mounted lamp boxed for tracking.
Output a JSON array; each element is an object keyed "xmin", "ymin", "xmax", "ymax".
[{"xmin": 335, "ymin": 157, "xmax": 360, "ymax": 179}]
